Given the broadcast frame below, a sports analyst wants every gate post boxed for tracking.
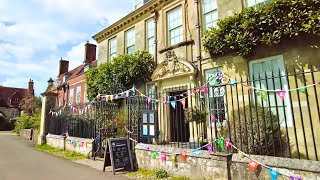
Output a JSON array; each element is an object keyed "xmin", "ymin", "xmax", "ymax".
[{"xmin": 38, "ymin": 78, "xmax": 58, "ymax": 145}]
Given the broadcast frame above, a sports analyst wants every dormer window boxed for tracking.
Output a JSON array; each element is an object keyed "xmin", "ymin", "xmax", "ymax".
[{"xmin": 63, "ymin": 75, "xmax": 69, "ymax": 83}]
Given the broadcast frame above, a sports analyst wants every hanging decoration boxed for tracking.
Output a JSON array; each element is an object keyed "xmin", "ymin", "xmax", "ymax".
[
  {"xmin": 276, "ymin": 90, "xmax": 286, "ymax": 100},
  {"xmin": 269, "ymin": 168, "xmax": 280, "ymax": 180},
  {"xmin": 207, "ymin": 144, "xmax": 213, "ymax": 154},
  {"xmin": 170, "ymin": 101, "xmax": 176, "ymax": 109},
  {"xmin": 225, "ymin": 139, "xmax": 232, "ymax": 150},
  {"xmin": 248, "ymin": 160, "xmax": 260, "ymax": 172},
  {"xmin": 216, "ymin": 137, "xmax": 225, "ymax": 151},
  {"xmin": 297, "ymin": 87, "xmax": 307, "ymax": 94},
  {"xmin": 180, "ymin": 98, "xmax": 186, "ymax": 109},
  {"xmin": 211, "ymin": 114, "xmax": 216, "ymax": 122},
  {"xmin": 161, "ymin": 153, "xmax": 167, "ymax": 162},
  {"xmin": 257, "ymin": 90, "xmax": 268, "ymax": 101},
  {"xmin": 152, "ymin": 151, "xmax": 158, "ymax": 160},
  {"xmin": 181, "ymin": 152, "xmax": 187, "ymax": 162}
]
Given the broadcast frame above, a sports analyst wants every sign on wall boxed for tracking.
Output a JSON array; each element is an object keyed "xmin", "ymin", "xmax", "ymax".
[{"xmin": 141, "ymin": 110, "xmax": 157, "ymax": 138}]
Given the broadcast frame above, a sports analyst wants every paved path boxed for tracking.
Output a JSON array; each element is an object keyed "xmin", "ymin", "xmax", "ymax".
[{"xmin": 0, "ymin": 131, "xmax": 130, "ymax": 180}]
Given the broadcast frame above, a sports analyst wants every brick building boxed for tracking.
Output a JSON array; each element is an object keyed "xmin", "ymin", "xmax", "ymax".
[
  {"xmin": 49, "ymin": 41, "xmax": 97, "ymax": 106},
  {"xmin": 0, "ymin": 79, "xmax": 34, "ymax": 121}
]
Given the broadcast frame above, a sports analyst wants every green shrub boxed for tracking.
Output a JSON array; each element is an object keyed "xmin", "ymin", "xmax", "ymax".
[
  {"xmin": 115, "ymin": 108, "xmax": 128, "ymax": 138},
  {"xmin": 203, "ymin": 0, "xmax": 320, "ymax": 57},
  {"xmin": 13, "ymin": 110, "xmax": 41, "ymax": 135},
  {"xmin": 184, "ymin": 107, "xmax": 207, "ymax": 124},
  {"xmin": 155, "ymin": 169, "xmax": 168, "ymax": 179},
  {"xmin": 228, "ymin": 104, "xmax": 288, "ymax": 156}
]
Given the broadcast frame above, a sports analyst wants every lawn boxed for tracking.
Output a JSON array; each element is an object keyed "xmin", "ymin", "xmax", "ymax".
[{"xmin": 35, "ymin": 144, "xmax": 88, "ymax": 160}]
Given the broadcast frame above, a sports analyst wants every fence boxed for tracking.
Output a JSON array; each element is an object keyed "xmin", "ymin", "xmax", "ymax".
[{"xmin": 128, "ymin": 68, "xmax": 320, "ymax": 161}]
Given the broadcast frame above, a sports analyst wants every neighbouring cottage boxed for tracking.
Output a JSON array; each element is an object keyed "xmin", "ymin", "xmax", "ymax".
[
  {"xmin": 93, "ymin": 0, "xmax": 320, "ymax": 161},
  {"xmin": 0, "ymin": 79, "xmax": 35, "ymax": 127},
  {"xmin": 46, "ymin": 41, "xmax": 97, "ymax": 107}
]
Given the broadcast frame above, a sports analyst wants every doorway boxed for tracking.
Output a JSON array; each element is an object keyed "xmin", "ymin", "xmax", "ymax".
[{"xmin": 169, "ymin": 90, "xmax": 189, "ymax": 142}]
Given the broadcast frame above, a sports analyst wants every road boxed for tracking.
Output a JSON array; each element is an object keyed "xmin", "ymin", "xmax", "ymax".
[{"xmin": 0, "ymin": 131, "xmax": 130, "ymax": 180}]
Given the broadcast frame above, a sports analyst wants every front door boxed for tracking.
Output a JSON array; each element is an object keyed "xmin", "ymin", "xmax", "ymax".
[{"xmin": 169, "ymin": 91, "xmax": 189, "ymax": 142}]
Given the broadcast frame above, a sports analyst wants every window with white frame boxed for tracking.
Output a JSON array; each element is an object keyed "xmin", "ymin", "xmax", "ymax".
[
  {"xmin": 249, "ymin": 55, "xmax": 292, "ymax": 126},
  {"xmin": 246, "ymin": 0, "xmax": 270, "ymax": 7},
  {"xmin": 69, "ymin": 88, "xmax": 74, "ymax": 105},
  {"xmin": 167, "ymin": 6, "xmax": 183, "ymax": 46},
  {"xmin": 203, "ymin": 0, "xmax": 218, "ymax": 30},
  {"xmin": 125, "ymin": 28, "xmax": 136, "ymax": 54},
  {"xmin": 109, "ymin": 37, "xmax": 117, "ymax": 60},
  {"xmin": 146, "ymin": 18, "xmax": 155, "ymax": 55},
  {"xmin": 76, "ymin": 86, "xmax": 81, "ymax": 104}
]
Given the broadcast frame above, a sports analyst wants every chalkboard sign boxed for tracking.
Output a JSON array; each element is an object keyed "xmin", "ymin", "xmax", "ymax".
[{"xmin": 104, "ymin": 138, "xmax": 133, "ymax": 175}]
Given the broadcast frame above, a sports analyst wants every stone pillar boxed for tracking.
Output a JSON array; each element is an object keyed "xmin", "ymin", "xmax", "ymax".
[{"xmin": 38, "ymin": 78, "xmax": 57, "ymax": 145}]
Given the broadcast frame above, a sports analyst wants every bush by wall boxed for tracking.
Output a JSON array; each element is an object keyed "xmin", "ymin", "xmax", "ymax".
[{"xmin": 203, "ymin": 0, "xmax": 320, "ymax": 57}]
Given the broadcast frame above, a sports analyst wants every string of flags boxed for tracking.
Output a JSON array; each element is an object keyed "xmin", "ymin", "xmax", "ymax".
[{"xmin": 128, "ymin": 134, "xmax": 304, "ymax": 180}]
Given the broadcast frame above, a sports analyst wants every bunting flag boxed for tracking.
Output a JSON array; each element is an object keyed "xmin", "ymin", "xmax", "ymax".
[
  {"xmin": 180, "ymin": 98, "xmax": 186, "ymax": 109},
  {"xmin": 152, "ymin": 151, "xmax": 158, "ymax": 159},
  {"xmin": 238, "ymin": 150, "xmax": 245, "ymax": 159},
  {"xmin": 170, "ymin": 154, "xmax": 177, "ymax": 163},
  {"xmin": 248, "ymin": 86, "xmax": 253, "ymax": 93},
  {"xmin": 147, "ymin": 98, "xmax": 151, "ymax": 105},
  {"xmin": 207, "ymin": 144, "xmax": 213, "ymax": 154},
  {"xmin": 181, "ymin": 152, "xmax": 187, "ymax": 162},
  {"xmin": 269, "ymin": 168, "xmax": 280, "ymax": 180},
  {"xmin": 230, "ymin": 79, "xmax": 237, "ymax": 86},
  {"xmin": 258, "ymin": 90, "xmax": 268, "ymax": 101},
  {"xmin": 209, "ymin": 76, "xmax": 218, "ymax": 86},
  {"xmin": 211, "ymin": 114, "xmax": 216, "ymax": 122},
  {"xmin": 225, "ymin": 139, "xmax": 232, "ymax": 150},
  {"xmin": 125, "ymin": 90, "xmax": 130, "ymax": 97},
  {"xmin": 216, "ymin": 138, "xmax": 225, "ymax": 151},
  {"xmin": 289, "ymin": 176, "xmax": 303, "ymax": 180},
  {"xmin": 276, "ymin": 90, "xmax": 286, "ymax": 100},
  {"xmin": 161, "ymin": 153, "xmax": 167, "ymax": 162},
  {"xmin": 217, "ymin": 72, "xmax": 224, "ymax": 80},
  {"xmin": 192, "ymin": 149, "xmax": 201, "ymax": 155},
  {"xmin": 131, "ymin": 87, "xmax": 136, "ymax": 94},
  {"xmin": 110, "ymin": 95, "xmax": 114, "ymax": 101},
  {"xmin": 170, "ymin": 101, "xmax": 176, "ymax": 109},
  {"xmin": 114, "ymin": 94, "xmax": 119, "ymax": 99},
  {"xmin": 248, "ymin": 160, "xmax": 260, "ymax": 172},
  {"xmin": 297, "ymin": 87, "xmax": 307, "ymax": 94},
  {"xmin": 200, "ymin": 87, "xmax": 208, "ymax": 94}
]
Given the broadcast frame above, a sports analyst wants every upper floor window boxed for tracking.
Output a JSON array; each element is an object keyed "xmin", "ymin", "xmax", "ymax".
[
  {"xmin": 146, "ymin": 18, "xmax": 155, "ymax": 55},
  {"xmin": 167, "ymin": 6, "xmax": 183, "ymax": 46},
  {"xmin": 125, "ymin": 28, "xmax": 136, "ymax": 54},
  {"xmin": 76, "ymin": 86, "xmax": 81, "ymax": 104},
  {"xmin": 109, "ymin": 37, "xmax": 117, "ymax": 60},
  {"xmin": 203, "ymin": 0, "xmax": 218, "ymax": 30},
  {"xmin": 246, "ymin": 0, "xmax": 270, "ymax": 7},
  {"xmin": 69, "ymin": 88, "xmax": 74, "ymax": 105}
]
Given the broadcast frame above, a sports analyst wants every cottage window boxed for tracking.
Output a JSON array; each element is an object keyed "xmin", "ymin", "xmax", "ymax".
[
  {"xmin": 109, "ymin": 37, "xmax": 117, "ymax": 60},
  {"xmin": 125, "ymin": 28, "xmax": 136, "ymax": 54},
  {"xmin": 203, "ymin": 0, "xmax": 218, "ymax": 30},
  {"xmin": 76, "ymin": 86, "xmax": 81, "ymax": 104},
  {"xmin": 249, "ymin": 55, "xmax": 292, "ymax": 126},
  {"xmin": 246, "ymin": 0, "xmax": 271, "ymax": 7},
  {"xmin": 167, "ymin": 6, "xmax": 183, "ymax": 46},
  {"xmin": 69, "ymin": 88, "xmax": 74, "ymax": 105},
  {"xmin": 146, "ymin": 18, "xmax": 155, "ymax": 55}
]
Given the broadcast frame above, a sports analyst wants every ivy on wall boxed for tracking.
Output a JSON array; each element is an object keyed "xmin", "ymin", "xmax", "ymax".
[
  {"xmin": 86, "ymin": 51, "xmax": 155, "ymax": 99},
  {"xmin": 203, "ymin": 0, "xmax": 320, "ymax": 57}
]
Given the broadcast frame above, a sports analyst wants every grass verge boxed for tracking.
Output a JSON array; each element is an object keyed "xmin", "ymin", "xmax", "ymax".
[
  {"xmin": 126, "ymin": 168, "xmax": 190, "ymax": 180},
  {"xmin": 35, "ymin": 144, "xmax": 87, "ymax": 161}
]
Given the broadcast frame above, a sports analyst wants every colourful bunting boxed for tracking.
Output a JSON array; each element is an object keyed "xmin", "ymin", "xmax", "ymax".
[
  {"xmin": 207, "ymin": 144, "xmax": 213, "ymax": 154},
  {"xmin": 211, "ymin": 114, "xmax": 215, "ymax": 122},
  {"xmin": 180, "ymin": 98, "xmax": 186, "ymax": 109},
  {"xmin": 217, "ymin": 72, "xmax": 224, "ymax": 80},
  {"xmin": 248, "ymin": 86, "xmax": 253, "ymax": 93},
  {"xmin": 126, "ymin": 90, "xmax": 130, "ymax": 97},
  {"xmin": 146, "ymin": 145, "xmax": 150, "ymax": 151},
  {"xmin": 170, "ymin": 154, "xmax": 177, "ymax": 163},
  {"xmin": 225, "ymin": 139, "xmax": 232, "ymax": 150},
  {"xmin": 152, "ymin": 151, "xmax": 158, "ymax": 159},
  {"xmin": 209, "ymin": 76, "xmax": 218, "ymax": 86},
  {"xmin": 114, "ymin": 94, "xmax": 119, "ymax": 99},
  {"xmin": 230, "ymin": 79, "xmax": 237, "ymax": 86},
  {"xmin": 131, "ymin": 87, "xmax": 136, "ymax": 94},
  {"xmin": 289, "ymin": 176, "xmax": 303, "ymax": 180},
  {"xmin": 238, "ymin": 150, "xmax": 245, "ymax": 159},
  {"xmin": 276, "ymin": 90, "xmax": 286, "ymax": 100},
  {"xmin": 216, "ymin": 138, "xmax": 225, "ymax": 151},
  {"xmin": 161, "ymin": 153, "xmax": 167, "ymax": 162},
  {"xmin": 297, "ymin": 87, "xmax": 307, "ymax": 94},
  {"xmin": 200, "ymin": 87, "xmax": 208, "ymax": 94},
  {"xmin": 147, "ymin": 98, "xmax": 151, "ymax": 105},
  {"xmin": 248, "ymin": 160, "xmax": 260, "ymax": 172},
  {"xmin": 181, "ymin": 152, "xmax": 187, "ymax": 162},
  {"xmin": 258, "ymin": 90, "xmax": 268, "ymax": 101},
  {"xmin": 170, "ymin": 101, "xmax": 176, "ymax": 109},
  {"xmin": 192, "ymin": 149, "xmax": 201, "ymax": 155},
  {"xmin": 269, "ymin": 168, "xmax": 280, "ymax": 180}
]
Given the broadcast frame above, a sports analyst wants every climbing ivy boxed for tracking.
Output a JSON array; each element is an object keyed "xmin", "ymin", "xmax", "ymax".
[
  {"xmin": 203, "ymin": 0, "xmax": 320, "ymax": 57},
  {"xmin": 86, "ymin": 51, "xmax": 155, "ymax": 99}
]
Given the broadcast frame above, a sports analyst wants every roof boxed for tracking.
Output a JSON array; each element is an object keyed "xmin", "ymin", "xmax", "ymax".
[
  {"xmin": 58, "ymin": 60, "xmax": 97, "ymax": 85},
  {"xmin": 0, "ymin": 86, "xmax": 33, "ymax": 108}
]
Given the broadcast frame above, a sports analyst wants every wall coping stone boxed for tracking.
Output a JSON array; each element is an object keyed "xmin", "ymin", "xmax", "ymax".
[
  {"xmin": 231, "ymin": 154, "xmax": 320, "ymax": 173},
  {"xmin": 66, "ymin": 136, "xmax": 94, "ymax": 143},
  {"xmin": 46, "ymin": 134, "xmax": 65, "ymax": 139}
]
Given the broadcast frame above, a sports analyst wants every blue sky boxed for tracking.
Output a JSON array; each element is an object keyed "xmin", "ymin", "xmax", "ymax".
[{"xmin": 0, "ymin": 0, "xmax": 132, "ymax": 95}]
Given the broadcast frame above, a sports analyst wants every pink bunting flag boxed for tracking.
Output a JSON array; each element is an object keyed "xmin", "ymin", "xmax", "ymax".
[
  {"xmin": 276, "ymin": 90, "xmax": 286, "ymax": 100},
  {"xmin": 147, "ymin": 97, "xmax": 151, "ymax": 105},
  {"xmin": 225, "ymin": 139, "xmax": 232, "ymax": 150},
  {"xmin": 161, "ymin": 153, "xmax": 167, "ymax": 162},
  {"xmin": 200, "ymin": 87, "xmax": 208, "ymax": 94},
  {"xmin": 207, "ymin": 144, "xmax": 213, "ymax": 154},
  {"xmin": 80, "ymin": 142, "xmax": 84, "ymax": 147},
  {"xmin": 211, "ymin": 114, "xmax": 215, "ymax": 122},
  {"xmin": 180, "ymin": 98, "xmax": 186, "ymax": 109}
]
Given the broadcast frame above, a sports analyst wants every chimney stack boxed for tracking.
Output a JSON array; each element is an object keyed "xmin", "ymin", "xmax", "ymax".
[
  {"xmin": 84, "ymin": 41, "xmax": 97, "ymax": 63},
  {"xmin": 59, "ymin": 58, "xmax": 69, "ymax": 76},
  {"xmin": 28, "ymin": 79, "xmax": 34, "ymax": 95}
]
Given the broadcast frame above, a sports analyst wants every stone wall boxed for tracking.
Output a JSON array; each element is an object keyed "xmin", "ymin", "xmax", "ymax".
[
  {"xmin": 45, "ymin": 134, "xmax": 93, "ymax": 156},
  {"xmin": 135, "ymin": 144, "xmax": 320, "ymax": 180},
  {"xmin": 20, "ymin": 129, "xmax": 38, "ymax": 140}
]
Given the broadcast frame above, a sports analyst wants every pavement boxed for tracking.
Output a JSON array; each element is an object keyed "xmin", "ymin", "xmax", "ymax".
[{"xmin": 0, "ymin": 131, "xmax": 130, "ymax": 180}]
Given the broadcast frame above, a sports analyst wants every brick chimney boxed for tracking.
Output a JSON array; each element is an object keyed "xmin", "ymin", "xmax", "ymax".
[
  {"xmin": 28, "ymin": 79, "xmax": 34, "ymax": 95},
  {"xmin": 59, "ymin": 58, "xmax": 69, "ymax": 76},
  {"xmin": 84, "ymin": 41, "xmax": 96, "ymax": 63}
]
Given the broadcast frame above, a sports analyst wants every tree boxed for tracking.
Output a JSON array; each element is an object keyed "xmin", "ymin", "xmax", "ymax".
[{"xmin": 19, "ymin": 96, "xmax": 42, "ymax": 115}]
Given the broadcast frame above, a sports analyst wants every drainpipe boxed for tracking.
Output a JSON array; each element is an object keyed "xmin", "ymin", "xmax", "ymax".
[
  {"xmin": 152, "ymin": 10, "xmax": 159, "ymax": 66},
  {"xmin": 194, "ymin": 0, "xmax": 202, "ymax": 84}
]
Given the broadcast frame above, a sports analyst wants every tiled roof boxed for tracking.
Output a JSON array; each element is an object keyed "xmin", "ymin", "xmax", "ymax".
[
  {"xmin": 0, "ymin": 86, "xmax": 32, "ymax": 108},
  {"xmin": 58, "ymin": 60, "xmax": 97, "ymax": 84}
]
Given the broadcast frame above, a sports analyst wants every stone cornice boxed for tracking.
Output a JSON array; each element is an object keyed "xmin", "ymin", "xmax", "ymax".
[{"xmin": 92, "ymin": 0, "xmax": 169, "ymax": 43}]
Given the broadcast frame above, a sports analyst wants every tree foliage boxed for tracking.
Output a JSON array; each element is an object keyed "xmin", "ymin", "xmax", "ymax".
[
  {"xmin": 86, "ymin": 51, "xmax": 155, "ymax": 99},
  {"xmin": 203, "ymin": 0, "xmax": 320, "ymax": 57},
  {"xmin": 19, "ymin": 96, "xmax": 42, "ymax": 115}
]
